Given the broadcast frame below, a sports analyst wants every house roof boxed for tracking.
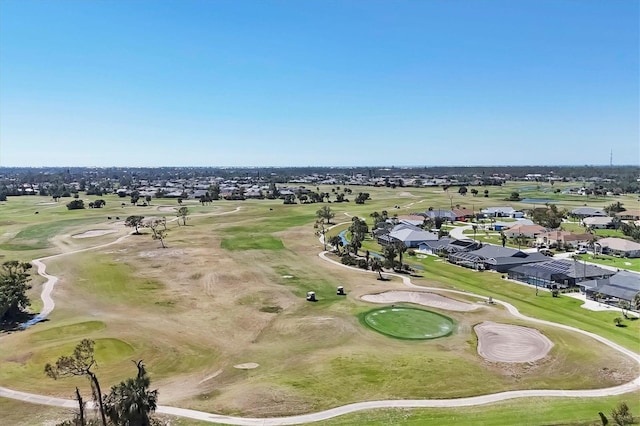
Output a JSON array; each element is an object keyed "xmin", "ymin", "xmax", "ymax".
[
  {"xmin": 482, "ymin": 206, "xmax": 516, "ymax": 214},
  {"xmin": 505, "ymin": 224, "xmax": 547, "ymax": 235},
  {"xmin": 583, "ymin": 217, "xmax": 614, "ymax": 226},
  {"xmin": 582, "ymin": 271, "xmax": 640, "ymax": 301},
  {"xmin": 598, "ymin": 237, "xmax": 640, "ymax": 252},
  {"xmin": 389, "ymin": 228, "xmax": 438, "ymax": 243},
  {"xmin": 571, "ymin": 207, "xmax": 606, "ymax": 216},
  {"xmin": 510, "ymin": 259, "xmax": 614, "ymax": 281}
]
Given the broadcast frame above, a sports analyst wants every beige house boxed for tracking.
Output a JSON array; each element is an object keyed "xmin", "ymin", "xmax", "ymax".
[
  {"xmin": 597, "ymin": 237, "xmax": 640, "ymax": 258},
  {"xmin": 582, "ymin": 216, "xmax": 614, "ymax": 229},
  {"xmin": 504, "ymin": 223, "xmax": 547, "ymax": 238},
  {"xmin": 536, "ymin": 230, "xmax": 594, "ymax": 248}
]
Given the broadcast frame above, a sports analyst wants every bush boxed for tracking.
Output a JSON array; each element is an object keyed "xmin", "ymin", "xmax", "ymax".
[{"xmin": 66, "ymin": 199, "xmax": 85, "ymax": 210}]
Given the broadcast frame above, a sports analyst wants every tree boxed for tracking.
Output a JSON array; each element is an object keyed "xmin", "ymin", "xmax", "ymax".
[
  {"xmin": 458, "ymin": 186, "xmax": 468, "ymax": 196},
  {"xmin": 483, "ymin": 189, "xmax": 489, "ymax": 197},
  {"xmin": 532, "ymin": 204, "xmax": 566, "ymax": 229},
  {"xmin": 470, "ymin": 188, "xmax": 478, "ymax": 197},
  {"xmin": 328, "ymin": 235, "xmax": 343, "ymax": 254},
  {"xmin": 508, "ymin": 191, "xmax": 521, "ymax": 201},
  {"xmin": 382, "ymin": 245, "xmax": 398, "ymax": 269},
  {"xmin": 633, "ymin": 291, "xmax": 640, "ymax": 311},
  {"xmin": 393, "ymin": 240, "xmax": 408, "ymax": 270},
  {"xmin": 125, "ymin": 216, "xmax": 144, "ymax": 234},
  {"xmin": 177, "ymin": 206, "xmax": 189, "ymax": 225},
  {"xmin": 45, "ymin": 339, "xmax": 108, "ymax": 426},
  {"xmin": 618, "ymin": 300, "xmax": 631, "ymax": 319},
  {"xmin": 0, "ymin": 260, "xmax": 32, "ymax": 322},
  {"xmin": 104, "ymin": 360, "xmax": 158, "ymax": 426},
  {"xmin": 370, "ymin": 258, "xmax": 384, "ymax": 280},
  {"xmin": 611, "ymin": 401, "xmax": 634, "ymax": 425},
  {"xmin": 613, "ymin": 317, "xmax": 623, "ymax": 327},
  {"xmin": 66, "ymin": 199, "xmax": 85, "ymax": 210},
  {"xmin": 316, "ymin": 206, "xmax": 335, "ymax": 224},
  {"xmin": 130, "ymin": 191, "xmax": 140, "ymax": 206}
]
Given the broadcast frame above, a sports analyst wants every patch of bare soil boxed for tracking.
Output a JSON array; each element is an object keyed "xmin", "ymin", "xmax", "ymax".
[
  {"xmin": 475, "ymin": 321, "xmax": 554, "ymax": 363},
  {"xmin": 71, "ymin": 229, "xmax": 117, "ymax": 239},
  {"xmin": 361, "ymin": 290, "xmax": 479, "ymax": 312}
]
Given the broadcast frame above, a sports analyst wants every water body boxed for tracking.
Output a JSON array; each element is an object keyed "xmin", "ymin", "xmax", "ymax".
[{"xmin": 520, "ymin": 198, "xmax": 558, "ymax": 203}]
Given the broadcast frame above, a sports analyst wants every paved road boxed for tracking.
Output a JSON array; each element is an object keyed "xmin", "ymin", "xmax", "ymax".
[{"xmin": 1, "ymin": 215, "xmax": 639, "ymax": 425}]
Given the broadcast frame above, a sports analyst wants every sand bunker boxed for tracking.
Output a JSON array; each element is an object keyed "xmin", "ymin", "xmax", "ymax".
[
  {"xmin": 234, "ymin": 362, "xmax": 259, "ymax": 370},
  {"xmin": 361, "ymin": 291, "xmax": 478, "ymax": 312},
  {"xmin": 475, "ymin": 321, "xmax": 554, "ymax": 363},
  {"xmin": 158, "ymin": 206, "xmax": 177, "ymax": 212},
  {"xmin": 72, "ymin": 229, "xmax": 117, "ymax": 239}
]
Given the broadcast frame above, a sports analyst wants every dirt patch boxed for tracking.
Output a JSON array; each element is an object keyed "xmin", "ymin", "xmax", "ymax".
[
  {"xmin": 72, "ymin": 229, "xmax": 117, "ymax": 239},
  {"xmin": 398, "ymin": 192, "xmax": 415, "ymax": 197},
  {"xmin": 475, "ymin": 321, "xmax": 554, "ymax": 363},
  {"xmin": 234, "ymin": 362, "xmax": 259, "ymax": 369},
  {"xmin": 157, "ymin": 206, "xmax": 177, "ymax": 212},
  {"xmin": 361, "ymin": 290, "xmax": 479, "ymax": 312}
]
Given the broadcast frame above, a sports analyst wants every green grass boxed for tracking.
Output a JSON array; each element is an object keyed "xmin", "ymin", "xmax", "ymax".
[
  {"xmin": 314, "ymin": 393, "xmax": 640, "ymax": 425},
  {"xmin": 575, "ymin": 254, "xmax": 640, "ymax": 273},
  {"xmin": 29, "ymin": 321, "xmax": 106, "ymax": 343},
  {"xmin": 405, "ymin": 255, "xmax": 640, "ymax": 351},
  {"xmin": 0, "ymin": 217, "xmax": 105, "ymax": 251},
  {"xmin": 221, "ymin": 235, "xmax": 284, "ymax": 250},
  {"xmin": 360, "ymin": 306, "xmax": 456, "ymax": 340}
]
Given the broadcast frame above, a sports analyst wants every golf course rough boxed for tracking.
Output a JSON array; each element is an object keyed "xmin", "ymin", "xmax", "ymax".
[{"xmin": 360, "ymin": 306, "xmax": 456, "ymax": 340}]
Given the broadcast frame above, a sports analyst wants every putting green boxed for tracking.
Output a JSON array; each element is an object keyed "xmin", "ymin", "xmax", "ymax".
[{"xmin": 361, "ymin": 306, "xmax": 456, "ymax": 340}]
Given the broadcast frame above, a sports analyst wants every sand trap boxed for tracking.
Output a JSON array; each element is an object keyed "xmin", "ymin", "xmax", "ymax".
[
  {"xmin": 158, "ymin": 206, "xmax": 177, "ymax": 212},
  {"xmin": 399, "ymin": 192, "xmax": 415, "ymax": 197},
  {"xmin": 72, "ymin": 229, "xmax": 117, "ymax": 239},
  {"xmin": 475, "ymin": 321, "xmax": 554, "ymax": 363},
  {"xmin": 361, "ymin": 290, "xmax": 478, "ymax": 312},
  {"xmin": 282, "ymin": 275, "xmax": 294, "ymax": 279},
  {"xmin": 234, "ymin": 362, "xmax": 259, "ymax": 370}
]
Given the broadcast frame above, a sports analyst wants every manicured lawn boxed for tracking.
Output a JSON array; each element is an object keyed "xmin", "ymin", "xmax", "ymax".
[
  {"xmin": 576, "ymin": 253, "xmax": 640, "ymax": 273},
  {"xmin": 360, "ymin": 307, "xmax": 455, "ymax": 340},
  {"xmin": 221, "ymin": 235, "xmax": 284, "ymax": 250}
]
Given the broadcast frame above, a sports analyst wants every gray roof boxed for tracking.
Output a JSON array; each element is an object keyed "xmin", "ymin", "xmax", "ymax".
[
  {"xmin": 571, "ymin": 207, "xmax": 606, "ymax": 216},
  {"xmin": 510, "ymin": 259, "xmax": 615, "ymax": 281},
  {"xmin": 582, "ymin": 271, "xmax": 640, "ymax": 301},
  {"xmin": 471, "ymin": 245, "xmax": 523, "ymax": 259}
]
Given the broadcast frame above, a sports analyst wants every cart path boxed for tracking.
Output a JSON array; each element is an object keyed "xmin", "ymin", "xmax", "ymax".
[{"xmin": 0, "ymin": 219, "xmax": 638, "ymax": 425}]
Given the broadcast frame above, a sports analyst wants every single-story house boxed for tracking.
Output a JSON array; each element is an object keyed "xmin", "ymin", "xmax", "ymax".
[
  {"xmin": 448, "ymin": 245, "xmax": 549, "ymax": 272},
  {"xmin": 580, "ymin": 271, "xmax": 640, "ymax": 306},
  {"xmin": 571, "ymin": 207, "xmax": 607, "ymax": 218},
  {"xmin": 418, "ymin": 237, "xmax": 480, "ymax": 256},
  {"xmin": 481, "ymin": 206, "xmax": 517, "ymax": 217},
  {"xmin": 504, "ymin": 224, "xmax": 547, "ymax": 239},
  {"xmin": 597, "ymin": 238, "xmax": 640, "ymax": 258},
  {"xmin": 616, "ymin": 209, "xmax": 640, "ymax": 221},
  {"xmin": 508, "ymin": 259, "xmax": 614, "ymax": 289},
  {"xmin": 397, "ymin": 215, "xmax": 426, "ymax": 227},
  {"xmin": 582, "ymin": 216, "xmax": 615, "ymax": 229},
  {"xmin": 536, "ymin": 230, "xmax": 594, "ymax": 248},
  {"xmin": 379, "ymin": 223, "xmax": 438, "ymax": 248},
  {"xmin": 422, "ymin": 210, "xmax": 456, "ymax": 222},
  {"xmin": 452, "ymin": 208, "xmax": 474, "ymax": 221}
]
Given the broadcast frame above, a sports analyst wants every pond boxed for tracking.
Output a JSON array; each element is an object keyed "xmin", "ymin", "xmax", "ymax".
[{"xmin": 520, "ymin": 198, "xmax": 558, "ymax": 203}]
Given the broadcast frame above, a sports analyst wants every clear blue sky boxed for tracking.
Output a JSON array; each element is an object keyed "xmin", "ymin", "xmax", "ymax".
[{"xmin": 0, "ymin": 0, "xmax": 638, "ymax": 167}]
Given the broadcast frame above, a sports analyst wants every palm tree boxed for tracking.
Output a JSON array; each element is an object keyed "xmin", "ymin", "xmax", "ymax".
[
  {"xmin": 631, "ymin": 291, "xmax": 640, "ymax": 311},
  {"xmin": 393, "ymin": 240, "xmax": 408, "ymax": 270},
  {"xmin": 382, "ymin": 245, "xmax": 397, "ymax": 269},
  {"xmin": 370, "ymin": 259, "xmax": 384, "ymax": 280},
  {"xmin": 328, "ymin": 235, "xmax": 343, "ymax": 254},
  {"xmin": 104, "ymin": 361, "xmax": 158, "ymax": 426}
]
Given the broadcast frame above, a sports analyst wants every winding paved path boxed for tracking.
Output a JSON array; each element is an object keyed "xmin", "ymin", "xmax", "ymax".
[{"xmin": 1, "ymin": 212, "xmax": 639, "ymax": 425}]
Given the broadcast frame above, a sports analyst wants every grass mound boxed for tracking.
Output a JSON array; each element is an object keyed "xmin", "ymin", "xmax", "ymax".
[
  {"xmin": 360, "ymin": 306, "xmax": 456, "ymax": 340},
  {"xmin": 30, "ymin": 321, "xmax": 106, "ymax": 343}
]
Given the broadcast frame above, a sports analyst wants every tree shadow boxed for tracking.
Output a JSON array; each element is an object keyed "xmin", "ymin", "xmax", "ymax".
[{"xmin": 0, "ymin": 311, "xmax": 42, "ymax": 333}]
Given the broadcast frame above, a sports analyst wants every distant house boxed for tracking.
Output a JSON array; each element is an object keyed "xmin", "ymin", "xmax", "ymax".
[
  {"xmin": 580, "ymin": 271, "xmax": 640, "ymax": 305},
  {"xmin": 536, "ymin": 230, "xmax": 594, "ymax": 248},
  {"xmin": 481, "ymin": 206, "xmax": 517, "ymax": 217},
  {"xmin": 582, "ymin": 216, "xmax": 615, "ymax": 229},
  {"xmin": 504, "ymin": 224, "xmax": 547, "ymax": 239},
  {"xmin": 397, "ymin": 215, "xmax": 426, "ymax": 227},
  {"xmin": 597, "ymin": 237, "xmax": 640, "ymax": 258},
  {"xmin": 422, "ymin": 210, "xmax": 456, "ymax": 222},
  {"xmin": 508, "ymin": 259, "xmax": 615, "ymax": 289},
  {"xmin": 418, "ymin": 237, "xmax": 480, "ymax": 256},
  {"xmin": 387, "ymin": 223, "xmax": 438, "ymax": 248},
  {"xmin": 616, "ymin": 209, "xmax": 640, "ymax": 221},
  {"xmin": 448, "ymin": 245, "xmax": 548, "ymax": 272},
  {"xmin": 571, "ymin": 207, "xmax": 606, "ymax": 218},
  {"xmin": 452, "ymin": 208, "xmax": 474, "ymax": 221}
]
